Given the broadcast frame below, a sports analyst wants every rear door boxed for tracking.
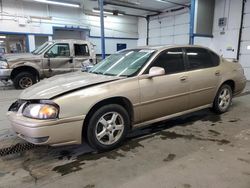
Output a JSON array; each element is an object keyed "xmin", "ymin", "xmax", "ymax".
[
  {"xmin": 139, "ymin": 48, "xmax": 189, "ymax": 122},
  {"xmin": 184, "ymin": 47, "xmax": 221, "ymax": 109},
  {"xmin": 43, "ymin": 43, "xmax": 74, "ymax": 77},
  {"xmin": 73, "ymin": 43, "xmax": 91, "ymax": 71}
]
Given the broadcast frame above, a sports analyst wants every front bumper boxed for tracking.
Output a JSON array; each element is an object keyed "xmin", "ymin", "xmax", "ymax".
[
  {"xmin": 0, "ymin": 69, "xmax": 11, "ymax": 80},
  {"xmin": 7, "ymin": 111, "xmax": 85, "ymax": 146}
]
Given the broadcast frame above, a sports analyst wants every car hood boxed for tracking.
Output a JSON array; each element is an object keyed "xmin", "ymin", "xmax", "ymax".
[
  {"xmin": 3, "ymin": 53, "xmax": 40, "ymax": 62},
  {"xmin": 20, "ymin": 72, "xmax": 122, "ymax": 100}
]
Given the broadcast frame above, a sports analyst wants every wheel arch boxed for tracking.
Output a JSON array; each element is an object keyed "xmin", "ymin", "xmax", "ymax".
[
  {"xmin": 82, "ymin": 96, "xmax": 134, "ymax": 141},
  {"xmin": 10, "ymin": 65, "xmax": 40, "ymax": 80},
  {"xmin": 220, "ymin": 80, "xmax": 235, "ymax": 94}
]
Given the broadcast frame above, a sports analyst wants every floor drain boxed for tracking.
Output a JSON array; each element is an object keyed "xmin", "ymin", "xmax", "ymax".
[{"xmin": 0, "ymin": 142, "xmax": 38, "ymax": 157}]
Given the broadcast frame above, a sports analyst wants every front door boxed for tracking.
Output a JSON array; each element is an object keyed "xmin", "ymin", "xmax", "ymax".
[
  {"xmin": 43, "ymin": 43, "xmax": 74, "ymax": 77},
  {"xmin": 138, "ymin": 48, "xmax": 189, "ymax": 123},
  {"xmin": 184, "ymin": 47, "xmax": 221, "ymax": 109}
]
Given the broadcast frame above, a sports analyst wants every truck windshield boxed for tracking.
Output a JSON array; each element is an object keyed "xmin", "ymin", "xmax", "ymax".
[
  {"xmin": 89, "ymin": 49, "xmax": 155, "ymax": 77},
  {"xmin": 32, "ymin": 42, "xmax": 53, "ymax": 55}
]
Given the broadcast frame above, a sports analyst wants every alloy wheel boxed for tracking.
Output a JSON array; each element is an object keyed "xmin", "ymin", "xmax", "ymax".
[{"xmin": 95, "ymin": 112, "xmax": 125, "ymax": 145}]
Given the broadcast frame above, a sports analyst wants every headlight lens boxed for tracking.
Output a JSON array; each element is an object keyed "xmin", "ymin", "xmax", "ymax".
[
  {"xmin": 23, "ymin": 104, "xmax": 59, "ymax": 119},
  {"xmin": 0, "ymin": 61, "xmax": 8, "ymax": 69}
]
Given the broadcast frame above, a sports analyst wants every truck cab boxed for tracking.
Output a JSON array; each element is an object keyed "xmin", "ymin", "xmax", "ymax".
[{"xmin": 0, "ymin": 39, "xmax": 96, "ymax": 89}]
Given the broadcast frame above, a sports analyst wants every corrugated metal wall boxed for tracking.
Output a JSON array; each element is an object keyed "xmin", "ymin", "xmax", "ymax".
[
  {"xmin": 148, "ymin": 8, "xmax": 190, "ymax": 46},
  {"xmin": 240, "ymin": 0, "xmax": 250, "ymax": 80}
]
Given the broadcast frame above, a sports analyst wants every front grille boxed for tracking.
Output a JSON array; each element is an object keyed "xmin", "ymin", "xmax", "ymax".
[{"xmin": 8, "ymin": 100, "xmax": 26, "ymax": 112}]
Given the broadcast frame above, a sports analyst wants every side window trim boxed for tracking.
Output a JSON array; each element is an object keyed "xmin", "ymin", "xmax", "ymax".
[{"xmin": 143, "ymin": 47, "xmax": 186, "ymax": 75}]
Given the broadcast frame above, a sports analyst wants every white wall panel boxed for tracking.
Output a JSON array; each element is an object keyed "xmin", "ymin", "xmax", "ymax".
[
  {"xmin": 239, "ymin": 55, "xmax": 250, "ymax": 68},
  {"xmin": 174, "ymin": 24, "xmax": 189, "ymax": 35},
  {"xmin": 174, "ymin": 13, "xmax": 189, "ymax": 25},
  {"xmin": 161, "ymin": 16, "xmax": 175, "ymax": 27},
  {"xmin": 149, "ymin": 20, "xmax": 161, "ymax": 29},
  {"xmin": 240, "ymin": 0, "xmax": 250, "ymax": 79},
  {"xmin": 149, "ymin": 28, "xmax": 161, "ymax": 38},
  {"xmin": 160, "ymin": 37, "xmax": 174, "ymax": 45},
  {"xmin": 0, "ymin": 0, "xmax": 139, "ymax": 54},
  {"xmin": 240, "ymin": 41, "xmax": 250, "ymax": 56},
  {"xmin": 148, "ymin": 37, "xmax": 162, "ymax": 46},
  {"xmin": 174, "ymin": 35, "xmax": 189, "ymax": 44},
  {"xmin": 89, "ymin": 38, "xmax": 137, "ymax": 55},
  {"xmin": 160, "ymin": 27, "xmax": 174, "ymax": 37},
  {"xmin": 242, "ymin": 27, "xmax": 250, "ymax": 41},
  {"xmin": 146, "ymin": 7, "xmax": 190, "ymax": 46},
  {"xmin": 194, "ymin": 37, "xmax": 213, "ymax": 48}
]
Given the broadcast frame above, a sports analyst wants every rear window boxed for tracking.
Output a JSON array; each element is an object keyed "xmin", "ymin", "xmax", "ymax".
[
  {"xmin": 186, "ymin": 48, "xmax": 216, "ymax": 70},
  {"xmin": 74, "ymin": 44, "xmax": 90, "ymax": 56},
  {"xmin": 210, "ymin": 51, "xmax": 220, "ymax": 66}
]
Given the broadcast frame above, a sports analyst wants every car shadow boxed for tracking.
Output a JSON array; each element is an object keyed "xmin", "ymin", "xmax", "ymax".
[{"xmin": 49, "ymin": 108, "xmax": 222, "ymax": 160}]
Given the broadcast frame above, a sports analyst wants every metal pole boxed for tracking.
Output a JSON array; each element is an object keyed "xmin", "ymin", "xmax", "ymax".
[
  {"xmin": 99, "ymin": 0, "xmax": 106, "ymax": 59},
  {"xmin": 189, "ymin": 0, "xmax": 195, "ymax": 45},
  {"xmin": 236, "ymin": 0, "xmax": 246, "ymax": 60}
]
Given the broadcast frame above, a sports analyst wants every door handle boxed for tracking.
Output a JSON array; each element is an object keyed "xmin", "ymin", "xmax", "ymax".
[
  {"xmin": 215, "ymin": 70, "xmax": 221, "ymax": 76},
  {"xmin": 180, "ymin": 76, "xmax": 188, "ymax": 82}
]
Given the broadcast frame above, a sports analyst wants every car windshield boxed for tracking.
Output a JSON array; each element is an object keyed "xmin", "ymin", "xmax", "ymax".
[
  {"xmin": 89, "ymin": 49, "xmax": 155, "ymax": 77},
  {"xmin": 32, "ymin": 42, "xmax": 53, "ymax": 55}
]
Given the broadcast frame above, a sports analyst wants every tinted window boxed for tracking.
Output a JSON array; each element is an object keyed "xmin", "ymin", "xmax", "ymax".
[
  {"xmin": 186, "ymin": 48, "xmax": 215, "ymax": 70},
  {"xmin": 210, "ymin": 51, "xmax": 220, "ymax": 66},
  {"xmin": 149, "ymin": 48, "xmax": 185, "ymax": 74},
  {"xmin": 74, "ymin": 44, "xmax": 89, "ymax": 56},
  {"xmin": 46, "ymin": 43, "xmax": 70, "ymax": 57}
]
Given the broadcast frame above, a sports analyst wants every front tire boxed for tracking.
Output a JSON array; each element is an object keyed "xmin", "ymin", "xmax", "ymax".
[
  {"xmin": 212, "ymin": 84, "xmax": 233, "ymax": 114},
  {"xmin": 13, "ymin": 72, "xmax": 37, "ymax": 89},
  {"xmin": 86, "ymin": 104, "xmax": 130, "ymax": 151}
]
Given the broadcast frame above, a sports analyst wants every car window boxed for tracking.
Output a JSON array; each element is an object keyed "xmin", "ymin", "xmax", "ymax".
[
  {"xmin": 74, "ymin": 44, "xmax": 89, "ymax": 56},
  {"xmin": 148, "ymin": 48, "xmax": 185, "ymax": 74},
  {"xmin": 90, "ymin": 49, "xmax": 155, "ymax": 77},
  {"xmin": 210, "ymin": 51, "xmax": 220, "ymax": 66},
  {"xmin": 186, "ymin": 48, "xmax": 215, "ymax": 70},
  {"xmin": 46, "ymin": 43, "xmax": 70, "ymax": 58}
]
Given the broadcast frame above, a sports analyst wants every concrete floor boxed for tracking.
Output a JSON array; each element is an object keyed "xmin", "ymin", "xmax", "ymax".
[{"xmin": 0, "ymin": 81, "xmax": 250, "ymax": 188}]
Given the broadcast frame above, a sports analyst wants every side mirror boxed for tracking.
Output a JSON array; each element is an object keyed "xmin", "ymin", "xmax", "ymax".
[
  {"xmin": 148, "ymin": 67, "xmax": 165, "ymax": 78},
  {"xmin": 44, "ymin": 52, "xmax": 54, "ymax": 58}
]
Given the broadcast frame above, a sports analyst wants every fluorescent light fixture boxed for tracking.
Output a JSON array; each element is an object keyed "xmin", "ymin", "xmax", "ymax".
[
  {"xmin": 34, "ymin": 0, "xmax": 80, "ymax": 8},
  {"xmin": 247, "ymin": 45, "xmax": 250, "ymax": 50},
  {"xmin": 0, "ymin": 40, "xmax": 4, "ymax": 43},
  {"xmin": 156, "ymin": 0, "xmax": 169, "ymax": 3},
  {"xmin": 92, "ymin": 8, "xmax": 124, "ymax": 16},
  {"xmin": 92, "ymin": 9, "xmax": 113, "ymax": 15},
  {"xmin": 0, "ymin": 36, "xmax": 6, "ymax": 39}
]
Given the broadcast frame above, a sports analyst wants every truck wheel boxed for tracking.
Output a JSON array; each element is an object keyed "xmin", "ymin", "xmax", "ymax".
[
  {"xmin": 86, "ymin": 104, "xmax": 130, "ymax": 151},
  {"xmin": 13, "ymin": 72, "xmax": 37, "ymax": 89}
]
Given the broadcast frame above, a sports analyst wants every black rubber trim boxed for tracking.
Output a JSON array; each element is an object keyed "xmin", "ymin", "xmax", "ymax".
[{"xmin": 49, "ymin": 79, "xmax": 121, "ymax": 100}]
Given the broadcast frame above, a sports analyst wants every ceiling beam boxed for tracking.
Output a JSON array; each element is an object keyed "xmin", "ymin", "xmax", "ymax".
[
  {"xmin": 103, "ymin": 0, "xmax": 162, "ymax": 13},
  {"xmin": 157, "ymin": 0, "xmax": 190, "ymax": 8}
]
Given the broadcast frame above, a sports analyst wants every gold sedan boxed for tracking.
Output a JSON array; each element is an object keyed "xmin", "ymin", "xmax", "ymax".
[{"xmin": 7, "ymin": 46, "xmax": 246, "ymax": 151}]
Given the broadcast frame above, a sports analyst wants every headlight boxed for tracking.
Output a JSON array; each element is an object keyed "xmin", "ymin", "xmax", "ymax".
[
  {"xmin": 0, "ymin": 61, "xmax": 8, "ymax": 69},
  {"xmin": 22, "ymin": 103, "xmax": 59, "ymax": 119}
]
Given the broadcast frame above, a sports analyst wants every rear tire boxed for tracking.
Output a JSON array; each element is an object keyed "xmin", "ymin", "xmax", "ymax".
[
  {"xmin": 13, "ymin": 72, "xmax": 37, "ymax": 89},
  {"xmin": 86, "ymin": 104, "xmax": 130, "ymax": 151},
  {"xmin": 212, "ymin": 84, "xmax": 233, "ymax": 114}
]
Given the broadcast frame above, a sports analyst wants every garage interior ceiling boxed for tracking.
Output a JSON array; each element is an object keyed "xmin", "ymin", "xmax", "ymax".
[{"xmin": 25, "ymin": 0, "xmax": 190, "ymax": 16}]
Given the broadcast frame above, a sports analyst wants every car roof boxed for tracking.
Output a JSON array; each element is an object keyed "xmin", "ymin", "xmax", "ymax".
[
  {"xmin": 52, "ymin": 39, "xmax": 91, "ymax": 44},
  {"xmin": 133, "ymin": 44, "xmax": 210, "ymax": 51}
]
